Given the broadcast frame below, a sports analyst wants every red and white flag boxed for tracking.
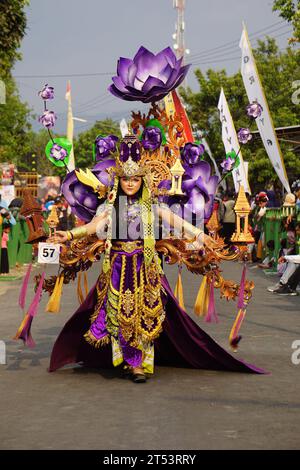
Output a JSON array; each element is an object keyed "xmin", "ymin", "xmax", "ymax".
[{"xmin": 65, "ymin": 81, "xmax": 71, "ymax": 101}]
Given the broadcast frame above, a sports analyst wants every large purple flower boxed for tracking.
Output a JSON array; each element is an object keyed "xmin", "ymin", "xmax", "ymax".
[
  {"xmin": 246, "ymin": 101, "xmax": 263, "ymax": 119},
  {"xmin": 238, "ymin": 128, "xmax": 252, "ymax": 144},
  {"xmin": 182, "ymin": 161, "xmax": 219, "ymax": 220},
  {"xmin": 38, "ymin": 110, "xmax": 57, "ymax": 129},
  {"xmin": 94, "ymin": 134, "xmax": 118, "ymax": 161},
  {"xmin": 181, "ymin": 142, "xmax": 205, "ymax": 166},
  {"xmin": 62, "ymin": 159, "xmax": 115, "ymax": 222},
  {"xmin": 159, "ymin": 161, "xmax": 219, "ymax": 221},
  {"xmin": 141, "ymin": 126, "xmax": 162, "ymax": 151},
  {"xmin": 38, "ymin": 84, "xmax": 54, "ymax": 100},
  {"xmin": 108, "ymin": 46, "xmax": 190, "ymax": 103}
]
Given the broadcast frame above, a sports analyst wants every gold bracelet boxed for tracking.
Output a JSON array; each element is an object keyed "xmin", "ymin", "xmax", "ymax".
[{"xmin": 70, "ymin": 226, "xmax": 88, "ymax": 239}]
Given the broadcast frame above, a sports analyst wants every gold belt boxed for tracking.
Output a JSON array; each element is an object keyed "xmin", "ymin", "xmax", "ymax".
[{"xmin": 111, "ymin": 240, "xmax": 144, "ymax": 253}]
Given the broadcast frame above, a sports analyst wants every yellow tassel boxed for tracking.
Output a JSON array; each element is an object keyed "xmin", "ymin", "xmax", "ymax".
[
  {"xmin": 84, "ymin": 272, "xmax": 89, "ymax": 299},
  {"xmin": 174, "ymin": 268, "xmax": 185, "ymax": 310},
  {"xmin": 194, "ymin": 275, "xmax": 209, "ymax": 317},
  {"xmin": 229, "ymin": 308, "xmax": 246, "ymax": 351},
  {"xmin": 13, "ymin": 313, "xmax": 30, "ymax": 340},
  {"xmin": 77, "ymin": 272, "xmax": 84, "ymax": 304},
  {"xmin": 174, "ymin": 278, "xmax": 178, "ymax": 298},
  {"xmin": 45, "ymin": 274, "xmax": 64, "ymax": 313}
]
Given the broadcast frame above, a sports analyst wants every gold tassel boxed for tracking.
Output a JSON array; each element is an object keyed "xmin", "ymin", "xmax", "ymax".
[
  {"xmin": 77, "ymin": 272, "xmax": 84, "ymax": 305},
  {"xmin": 45, "ymin": 274, "xmax": 64, "ymax": 313},
  {"xmin": 84, "ymin": 272, "xmax": 89, "ymax": 299},
  {"xmin": 194, "ymin": 275, "xmax": 209, "ymax": 317},
  {"xmin": 174, "ymin": 267, "xmax": 185, "ymax": 310}
]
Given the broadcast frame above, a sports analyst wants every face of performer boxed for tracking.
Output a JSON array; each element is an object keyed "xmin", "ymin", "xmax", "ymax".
[{"xmin": 120, "ymin": 176, "xmax": 142, "ymax": 196}]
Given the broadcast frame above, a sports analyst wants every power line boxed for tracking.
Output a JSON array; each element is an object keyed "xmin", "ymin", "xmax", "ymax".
[
  {"xmin": 74, "ymin": 96, "xmax": 116, "ymax": 114},
  {"xmin": 14, "ymin": 71, "xmax": 114, "ymax": 79},
  {"xmin": 73, "ymin": 92, "xmax": 110, "ymax": 112},
  {"xmin": 189, "ymin": 24, "xmax": 292, "ymax": 61},
  {"xmin": 191, "ymin": 36, "xmax": 292, "ymax": 67},
  {"xmin": 189, "ymin": 20, "xmax": 286, "ymax": 59},
  {"xmin": 13, "ymin": 21, "xmax": 291, "ymax": 80}
]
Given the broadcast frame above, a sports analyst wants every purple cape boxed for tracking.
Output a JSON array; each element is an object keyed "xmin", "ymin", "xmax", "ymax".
[{"xmin": 49, "ymin": 275, "xmax": 265, "ymax": 374}]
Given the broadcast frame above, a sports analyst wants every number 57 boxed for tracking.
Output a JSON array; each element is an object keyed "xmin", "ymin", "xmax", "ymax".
[{"xmin": 43, "ymin": 247, "xmax": 55, "ymax": 258}]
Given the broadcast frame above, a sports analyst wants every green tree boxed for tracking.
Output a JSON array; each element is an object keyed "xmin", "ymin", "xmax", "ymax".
[
  {"xmin": 0, "ymin": 77, "xmax": 32, "ymax": 163},
  {"xmin": 273, "ymin": 0, "xmax": 300, "ymax": 43},
  {"xmin": 180, "ymin": 38, "xmax": 300, "ymax": 192},
  {"xmin": 0, "ymin": 0, "xmax": 29, "ymax": 77},
  {"xmin": 0, "ymin": 0, "xmax": 33, "ymax": 168}
]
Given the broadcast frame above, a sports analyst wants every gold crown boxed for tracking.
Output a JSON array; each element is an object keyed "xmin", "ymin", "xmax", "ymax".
[{"xmin": 114, "ymin": 135, "xmax": 147, "ymax": 177}]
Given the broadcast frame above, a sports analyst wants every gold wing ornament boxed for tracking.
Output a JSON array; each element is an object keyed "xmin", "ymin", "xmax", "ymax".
[{"xmin": 75, "ymin": 168, "xmax": 107, "ymax": 199}]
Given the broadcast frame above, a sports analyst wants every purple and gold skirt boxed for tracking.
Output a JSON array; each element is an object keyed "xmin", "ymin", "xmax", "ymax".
[{"xmin": 84, "ymin": 241, "xmax": 166, "ymax": 372}]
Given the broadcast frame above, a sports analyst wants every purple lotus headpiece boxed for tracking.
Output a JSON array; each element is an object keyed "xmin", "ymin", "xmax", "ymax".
[{"xmin": 109, "ymin": 46, "xmax": 190, "ymax": 103}]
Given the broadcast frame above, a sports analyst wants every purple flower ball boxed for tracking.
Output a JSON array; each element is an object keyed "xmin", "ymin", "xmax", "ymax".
[
  {"xmin": 50, "ymin": 144, "xmax": 68, "ymax": 161},
  {"xmin": 246, "ymin": 101, "xmax": 263, "ymax": 119},
  {"xmin": 221, "ymin": 157, "xmax": 235, "ymax": 172},
  {"xmin": 141, "ymin": 126, "xmax": 162, "ymax": 151},
  {"xmin": 181, "ymin": 142, "xmax": 205, "ymax": 166},
  {"xmin": 237, "ymin": 128, "xmax": 253, "ymax": 145},
  {"xmin": 38, "ymin": 84, "xmax": 54, "ymax": 100},
  {"xmin": 38, "ymin": 110, "xmax": 57, "ymax": 129},
  {"xmin": 95, "ymin": 135, "xmax": 118, "ymax": 161}
]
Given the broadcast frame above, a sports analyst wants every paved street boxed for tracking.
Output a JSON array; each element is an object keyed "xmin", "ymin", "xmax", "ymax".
[{"xmin": 0, "ymin": 261, "xmax": 300, "ymax": 450}]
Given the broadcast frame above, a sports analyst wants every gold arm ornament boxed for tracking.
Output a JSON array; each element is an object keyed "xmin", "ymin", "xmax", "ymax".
[{"xmin": 66, "ymin": 226, "xmax": 88, "ymax": 240}]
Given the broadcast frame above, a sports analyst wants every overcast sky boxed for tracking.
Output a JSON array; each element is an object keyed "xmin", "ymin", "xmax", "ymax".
[{"xmin": 12, "ymin": 0, "xmax": 293, "ymax": 133}]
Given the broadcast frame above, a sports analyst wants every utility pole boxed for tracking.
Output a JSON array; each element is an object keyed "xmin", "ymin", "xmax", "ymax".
[{"xmin": 172, "ymin": 0, "xmax": 190, "ymax": 63}]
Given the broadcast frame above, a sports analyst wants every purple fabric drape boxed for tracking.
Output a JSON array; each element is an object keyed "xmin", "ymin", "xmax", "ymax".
[{"xmin": 49, "ymin": 273, "xmax": 265, "ymax": 375}]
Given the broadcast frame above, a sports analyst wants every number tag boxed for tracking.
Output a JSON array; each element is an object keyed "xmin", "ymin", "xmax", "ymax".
[{"xmin": 38, "ymin": 243, "xmax": 60, "ymax": 264}]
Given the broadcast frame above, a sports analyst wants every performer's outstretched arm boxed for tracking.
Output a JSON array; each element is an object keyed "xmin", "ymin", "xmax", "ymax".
[
  {"xmin": 50, "ymin": 209, "xmax": 109, "ymax": 243},
  {"xmin": 156, "ymin": 205, "xmax": 219, "ymax": 250}
]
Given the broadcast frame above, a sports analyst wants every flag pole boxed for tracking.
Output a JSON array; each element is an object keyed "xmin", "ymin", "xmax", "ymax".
[{"xmin": 66, "ymin": 80, "xmax": 75, "ymax": 172}]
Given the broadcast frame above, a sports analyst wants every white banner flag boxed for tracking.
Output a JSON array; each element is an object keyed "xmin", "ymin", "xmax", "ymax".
[
  {"xmin": 239, "ymin": 26, "xmax": 290, "ymax": 193},
  {"xmin": 201, "ymin": 137, "xmax": 226, "ymax": 191},
  {"xmin": 218, "ymin": 88, "xmax": 251, "ymax": 194}
]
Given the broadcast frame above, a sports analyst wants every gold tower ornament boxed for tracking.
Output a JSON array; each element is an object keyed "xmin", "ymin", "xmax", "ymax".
[
  {"xmin": 168, "ymin": 158, "xmax": 185, "ymax": 195},
  {"xmin": 46, "ymin": 205, "xmax": 59, "ymax": 229},
  {"xmin": 231, "ymin": 185, "xmax": 254, "ymax": 243},
  {"xmin": 206, "ymin": 209, "xmax": 221, "ymax": 238}
]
